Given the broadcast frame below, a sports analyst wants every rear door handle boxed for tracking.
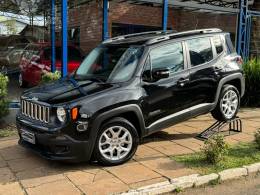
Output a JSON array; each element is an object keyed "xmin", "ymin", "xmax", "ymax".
[{"xmin": 177, "ymin": 78, "xmax": 189, "ymax": 87}]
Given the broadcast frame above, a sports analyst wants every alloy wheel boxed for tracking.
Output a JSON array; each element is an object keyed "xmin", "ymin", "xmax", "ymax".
[
  {"xmin": 220, "ymin": 89, "xmax": 238, "ymax": 119},
  {"xmin": 98, "ymin": 126, "xmax": 133, "ymax": 161}
]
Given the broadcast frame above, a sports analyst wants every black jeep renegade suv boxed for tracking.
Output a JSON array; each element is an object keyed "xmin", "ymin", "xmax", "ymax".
[{"xmin": 16, "ymin": 29, "xmax": 245, "ymax": 165}]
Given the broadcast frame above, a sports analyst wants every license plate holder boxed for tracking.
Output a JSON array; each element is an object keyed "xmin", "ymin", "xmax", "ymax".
[{"xmin": 21, "ymin": 129, "xmax": 35, "ymax": 144}]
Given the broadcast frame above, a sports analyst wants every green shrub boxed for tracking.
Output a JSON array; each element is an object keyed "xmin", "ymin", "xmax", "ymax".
[
  {"xmin": 242, "ymin": 58, "xmax": 260, "ymax": 107},
  {"xmin": 0, "ymin": 73, "xmax": 9, "ymax": 119},
  {"xmin": 255, "ymin": 130, "xmax": 260, "ymax": 149},
  {"xmin": 202, "ymin": 134, "xmax": 229, "ymax": 164},
  {"xmin": 41, "ymin": 71, "xmax": 61, "ymax": 84}
]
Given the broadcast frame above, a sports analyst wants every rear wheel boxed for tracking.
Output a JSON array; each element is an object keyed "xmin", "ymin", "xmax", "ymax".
[
  {"xmin": 211, "ymin": 85, "xmax": 240, "ymax": 121},
  {"xmin": 93, "ymin": 117, "xmax": 139, "ymax": 166},
  {"xmin": 18, "ymin": 73, "xmax": 28, "ymax": 88}
]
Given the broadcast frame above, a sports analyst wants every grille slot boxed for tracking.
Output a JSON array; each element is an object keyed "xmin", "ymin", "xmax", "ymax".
[{"xmin": 21, "ymin": 100, "xmax": 50, "ymax": 123}]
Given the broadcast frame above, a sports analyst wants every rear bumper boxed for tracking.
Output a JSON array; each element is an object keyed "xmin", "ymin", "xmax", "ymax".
[{"xmin": 16, "ymin": 118, "xmax": 93, "ymax": 163}]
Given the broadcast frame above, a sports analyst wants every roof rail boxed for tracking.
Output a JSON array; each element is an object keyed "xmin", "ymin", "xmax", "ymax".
[
  {"xmin": 146, "ymin": 28, "xmax": 222, "ymax": 44},
  {"xmin": 103, "ymin": 30, "xmax": 176, "ymax": 44}
]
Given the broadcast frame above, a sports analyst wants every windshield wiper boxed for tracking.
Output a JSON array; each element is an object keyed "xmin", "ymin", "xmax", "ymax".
[
  {"xmin": 87, "ymin": 77, "xmax": 105, "ymax": 83},
  {"xmin": 74, "ymin": 74, "xmax": 106, "ymax": 84},
  {"xmin": 67, "ymin": 77, "xmax": 88, "ymax": 96}
]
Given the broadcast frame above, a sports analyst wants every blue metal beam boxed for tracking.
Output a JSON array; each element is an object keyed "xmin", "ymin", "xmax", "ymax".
[
  {"xmin": 162, "ymin": 0, "xmax": 168, "ymax": 31},
  {"xmin": 236, "ymin": 0, "xmax": 248, "ymax": 59},
  {"xmin": 51, "ymin": 0, "xmax": 56, "ymax": 72},
  {"xmin": 61, "ymin": 0, "xmax": 68, "ymax": 77},
  {"xmin": 102, "ymin": 0, "xmax": 109, "ymax": 41}
]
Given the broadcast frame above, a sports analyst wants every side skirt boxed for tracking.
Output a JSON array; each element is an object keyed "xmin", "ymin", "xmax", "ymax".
[{"xmin": 145, "ymin": 103, "xmax": 214, "ymax": 136}]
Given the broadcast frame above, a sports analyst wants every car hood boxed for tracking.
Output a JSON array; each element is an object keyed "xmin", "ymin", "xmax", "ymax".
[{"xmin": 22, "ymin": 79, "xmax": 116, "ymax": 104}]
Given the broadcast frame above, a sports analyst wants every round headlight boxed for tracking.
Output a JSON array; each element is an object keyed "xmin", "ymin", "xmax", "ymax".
[{"xmin": 57, "ymin": 107, "xmax": 66, "ymax": 122}]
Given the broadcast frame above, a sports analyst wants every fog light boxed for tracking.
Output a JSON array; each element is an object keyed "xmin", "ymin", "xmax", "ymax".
[{"xmin": 77, "ymin": 121, "xmax": 88, "ymax": 132}]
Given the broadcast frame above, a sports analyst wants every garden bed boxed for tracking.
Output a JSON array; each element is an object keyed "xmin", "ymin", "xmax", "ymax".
[{"xmin": 172, "ymin": 142, "xmax": 260, "ymax": 175}]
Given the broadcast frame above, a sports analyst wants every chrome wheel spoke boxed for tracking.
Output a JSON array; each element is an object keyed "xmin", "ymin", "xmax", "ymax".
[
  {"xmin": 221, "ymin": 90, "xmax": 238, "ymax": 119},
  {"xmin": 99, "ymin": 126, "xmax": 133, "ymax": 161}
]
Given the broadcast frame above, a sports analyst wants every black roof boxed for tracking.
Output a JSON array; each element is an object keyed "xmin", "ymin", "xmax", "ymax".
[{"xmin": 103, "ymin": 28, "xmax": 223, "ymax": 46}]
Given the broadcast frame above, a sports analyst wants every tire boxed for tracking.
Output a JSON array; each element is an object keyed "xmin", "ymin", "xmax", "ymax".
[
  {"xmin": 93, "ymin": 117, "xmax": 139, "ymax": 166},
  {"xmin": 18, "ymin": 73, "xmax": 28, "ymax": 88},
  {"xmin": 211, "ymin": 84, "xmax": 240, "ymax": 121}
]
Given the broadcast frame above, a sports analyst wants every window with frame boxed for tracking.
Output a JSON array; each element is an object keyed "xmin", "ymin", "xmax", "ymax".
[
  {"xmin": 186, "ymin": 37, "xmax": 213, "ymax": 67},
  {"xmin": 213, "ymin": 36, "xmax": 224, "ymax": 54},
  {"xmin": 150, "ymin": 42, "xmax": 184, "ymax": 74}
]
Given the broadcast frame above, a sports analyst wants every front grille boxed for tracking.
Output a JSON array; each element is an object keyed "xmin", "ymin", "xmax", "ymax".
[{"xmin": 21, "ymin": 100, "xmax": 50, "ymax": 123}]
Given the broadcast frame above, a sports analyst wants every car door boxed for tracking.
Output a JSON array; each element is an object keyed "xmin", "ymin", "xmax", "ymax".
[
  {"xmin": 185, "ymin": 36, "xmax": 220, "ymax": 111},
  {"xmin": 141, "ymin": 41, "xmax": 191, "ymax": 132}
]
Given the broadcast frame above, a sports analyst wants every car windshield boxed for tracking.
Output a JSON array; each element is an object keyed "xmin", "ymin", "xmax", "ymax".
[{"xmin": 75, "ymin": 44, "xmax": 144, "ymax": 83}]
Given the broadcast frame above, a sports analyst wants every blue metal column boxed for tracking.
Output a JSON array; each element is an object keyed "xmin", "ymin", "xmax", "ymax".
[
  {"xmin": 51, "ymin": 0, "xmax": 56, "ymax": 72},
  {"xmin": 245, "ymin": 15, "xmax": 252, "ymax": 58},
  {"xmin": 102, "ymin": 0, "xmax": 109, "ymax": 41},
  {"xmin": 162, "ymin": 0, "xmax": 168, "ymax": 31},
  {"xmin": 236, "ymin": 0, "xmax": 248, "ymax": 59},
  {"xmin": 61, "ymin": 0, "xmax": 68, "ymax": 77}
]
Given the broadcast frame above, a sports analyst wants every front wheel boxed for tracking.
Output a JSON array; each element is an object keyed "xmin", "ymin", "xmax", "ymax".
[
  {"xmin": 93, "ymin": 117, "xmax": 139, "ymax": 166},
  {"xmin": 211, "ymin": 85, "xmax": 240, "ymax": 121}
]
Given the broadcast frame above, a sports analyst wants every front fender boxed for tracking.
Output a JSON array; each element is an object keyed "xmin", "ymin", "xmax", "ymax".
[{"xmin": 86, "ymin": 104, "xmax": 146, "ymax": 159}]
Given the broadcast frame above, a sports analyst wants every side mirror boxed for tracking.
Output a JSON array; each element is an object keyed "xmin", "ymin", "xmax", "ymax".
[{"xmin": 152, "ymin": 68, "xmax": 170, "ymax": 80}]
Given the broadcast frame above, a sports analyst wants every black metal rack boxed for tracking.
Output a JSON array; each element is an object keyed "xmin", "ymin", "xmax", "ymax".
[{"xmin": 196, "ymin": 117, "xmax": 242, "ymax": 140}]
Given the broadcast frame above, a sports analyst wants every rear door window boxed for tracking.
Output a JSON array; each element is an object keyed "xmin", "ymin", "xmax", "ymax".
[
  {"xmin": 186, "ymin": 37, "xmax": 213, "ymax": 67},
  {"xmin": 150, "ymin": 42, "xmax": 184, "ymax": 74}
]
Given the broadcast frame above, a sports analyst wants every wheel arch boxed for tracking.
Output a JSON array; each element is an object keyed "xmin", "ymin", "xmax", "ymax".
[
  {"xmin": 214, "ymin": 73, "xmax": 245, "ymax": 107},
  {"xmin": 87, "ymin": 104, "xmax": 146, "ymax": 159}
]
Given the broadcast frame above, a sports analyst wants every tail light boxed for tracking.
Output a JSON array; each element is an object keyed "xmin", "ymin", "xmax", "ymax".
[{"xmin": 236, "ymin": 56, "xmax": 243, "ymax": 66}]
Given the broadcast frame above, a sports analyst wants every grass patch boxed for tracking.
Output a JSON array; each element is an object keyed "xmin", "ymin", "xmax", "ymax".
[
  {"xmin": 0, "ymin": 125, "xmax": 17, "ymax": 138},
  {"xmin": 172, "ymin": 142, "xmax": 260, "ymax": 175}
]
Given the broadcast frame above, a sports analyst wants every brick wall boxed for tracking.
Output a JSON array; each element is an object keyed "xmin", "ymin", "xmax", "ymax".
[
  {"xmin": 251, "ymin": 1, "xmax": 260, "ymax": 57},
  {"xmin": 68, "ymin": 1, "xmax": 237, "ymax": 54}
]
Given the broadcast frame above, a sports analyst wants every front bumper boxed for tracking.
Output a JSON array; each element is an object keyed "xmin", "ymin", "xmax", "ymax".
[{"xmin": 16, "ymin": 117, "xmax": 93, "ymax": 163}]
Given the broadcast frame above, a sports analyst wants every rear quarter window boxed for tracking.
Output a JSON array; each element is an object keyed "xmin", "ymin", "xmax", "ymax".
[{"xmin": 186, "ymin": 37, "xmax": 213, "ymax": 67}]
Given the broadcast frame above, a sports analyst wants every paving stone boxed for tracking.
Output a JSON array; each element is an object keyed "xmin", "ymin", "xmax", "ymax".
[
  {"xmin": 26, "ymin": 179, "xmax": 81, "ymax": 195},
  {"xmin": 16, "ymin": 167, "xmax": 66, "ymax": 188},
  {"xmin": 0, "ymin": 155, "xmax": 7, "ymax": 168},
  {"xmin": 134, "ymin": 144, "xmax": 163, "ymax": 158},
  {"xmin": 230, "ymin": 133, "xmax": 255, "ymax": 143},
  {"xmin": 0, "ymin": 145, "xmax": 30, "ymax": 161},
  {"xmin": 79, "ymin": 177, "xmax": 129, "ymax": 195},
  {"xmin": 144, "ymin": 140, "xmax": 175, "ymax": 148},
  {"xmin": 0, "ymin": 167, "xmax": 16, "ymax": 184},
  {"xmin": 0, "ymin": 139, "xmax": 18, "ymax": 150},
  {"xmin": 172, "ymin": 139, "xmax": 203, "ymax": 152},
  {"xmin": 219, "ymin": 167, "xmax": 248, "ymax": 181},
  {"xmin": 0, "ymin": 182, "xmax": 24, "ymax": 195},
  {"xmin": 153, "ymin": 143, "xmax": 194, "ymax": 156},
  {"xmin": 139, "ymin": 157, "xmax": 196, "ymax": 179},
  {"xmin": 65, "ymin": 171, "xmax": 95, "ymax": 186},
  {"xmin": 106, "ymin": 162, "xmax": 161, "ymax": 184},
  {"xmin": 8, "ymin": 156, "xmax": 48, "ymax": 173},
  {"xmin": 92, "ymin": 169, "xmax": 116, "ymax": 182},
  {"xmin": 243, "ymin": 163, "xmax": 260, "ymax": 174},
  {"xmin": 194, "ymin": 173, "xmax": 219, "ymax": 186}
]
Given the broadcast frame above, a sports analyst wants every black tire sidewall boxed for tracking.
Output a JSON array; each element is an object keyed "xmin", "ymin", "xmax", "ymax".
[
  {"xmin": 219, "ymin": 85, "xmax": 240, "ymax": 121},
  {"xmin": 93, "ymin": 117, "xmax": 139, "ymax": 166}
]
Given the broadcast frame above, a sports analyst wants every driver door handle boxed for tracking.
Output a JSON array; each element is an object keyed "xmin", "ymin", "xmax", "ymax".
[{"xmin": 177, "ymin": 78, "xmax": 190, "ymax": 87}]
